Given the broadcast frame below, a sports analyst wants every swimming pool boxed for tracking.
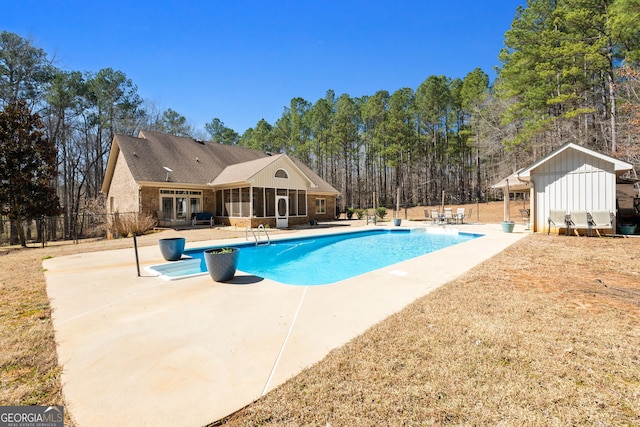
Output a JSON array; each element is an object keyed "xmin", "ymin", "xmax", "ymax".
[{"xmin": 146, "ymin": 228, "xmax": 481, "ymax": 285}]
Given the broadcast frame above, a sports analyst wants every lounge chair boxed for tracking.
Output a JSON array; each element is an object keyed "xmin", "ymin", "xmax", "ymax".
[
  {"xmin": 455, "ymin": 208, "xmax": 465, "ymax": 224},
  {"xmin": 590, "ymin": 211, "xmax": 612, "ymax": 237},
  {"xmin": 568, "ymin": 210, "xmax": 591, "ymax": 236},
  {"xmin": 548, "ymin": 209, "xmax": 568, "ymax": 235}
]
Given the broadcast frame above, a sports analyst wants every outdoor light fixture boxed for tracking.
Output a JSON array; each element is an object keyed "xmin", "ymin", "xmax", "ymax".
[{"xmin": 163, "ymin": 166, "xmax": 173, "ymax": 182}]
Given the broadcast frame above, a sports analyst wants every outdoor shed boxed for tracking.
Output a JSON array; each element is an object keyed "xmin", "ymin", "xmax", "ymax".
[{"xmin": 515, "ymin": 143, "xmax": 633, "ymax": 233}]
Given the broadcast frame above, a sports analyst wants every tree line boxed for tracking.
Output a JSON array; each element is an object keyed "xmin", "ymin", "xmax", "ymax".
[{"xmin": 1, "ymin": 0, "xmax": 639, "ymax": 244}]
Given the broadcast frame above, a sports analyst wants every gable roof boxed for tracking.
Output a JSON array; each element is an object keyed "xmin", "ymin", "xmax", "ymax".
[
  {"xmin": 101, "ymin": 130, "xmax": 338, "ymax": 194},
  {"xmin": 209, "ymin": 153, "xmax": 316, "ymax": 188},
  {"xmin": 210, "ymin": 154, "xmax": 284, "ymax": 185},
  {"xmin": 518, "ymin": 142, "xmax": 633, "ymax": 181},
  {"xmin": 491, "ymin": 169, "xmax": 530, "ymax": 192}
]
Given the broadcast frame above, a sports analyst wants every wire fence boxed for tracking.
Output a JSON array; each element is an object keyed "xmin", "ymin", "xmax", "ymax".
[{"xmin": 0, "ymin": 211, "xmax": 156, "ymax": 247}]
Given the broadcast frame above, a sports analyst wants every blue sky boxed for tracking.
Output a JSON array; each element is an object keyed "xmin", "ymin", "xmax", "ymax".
[{"xmin": 3, "ymin": 0, "xmax": 523, "ymax": 135}]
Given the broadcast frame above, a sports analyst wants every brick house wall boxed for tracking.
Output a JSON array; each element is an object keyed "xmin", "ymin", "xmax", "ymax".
[
  {"xmin": 107, "ymin": 151, "xmax": 139, "ymax": 213},
  {"xmin": 307, "ymin": 194, "xmax": 337, "ymax": 221}
]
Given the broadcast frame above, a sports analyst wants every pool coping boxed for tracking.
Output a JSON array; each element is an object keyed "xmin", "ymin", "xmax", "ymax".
[
  {"xmin": 44, "ymin": 222, "xmax": 528, "ymax": 427},
  {"xmin": 145, "ymin": 227, "xmax": 482, "ymax": 282}
]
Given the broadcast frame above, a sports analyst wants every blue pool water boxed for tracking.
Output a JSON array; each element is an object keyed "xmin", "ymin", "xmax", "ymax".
[{"xmin": 147, "ymin": 229, "xmax": 480, "ymax": 285}]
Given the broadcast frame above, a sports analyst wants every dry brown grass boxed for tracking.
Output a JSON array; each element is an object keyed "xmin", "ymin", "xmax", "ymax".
[
  {"xmin": 0, "ymin": 248, "xmax": 61, "ymax": 406},
  {"xmin": 1, "ymin": 203, "xmax": 639, "ymax": 427},
  {"xmin": 217, "ymin": 211, "xmax": 640, "ymax": 426}
]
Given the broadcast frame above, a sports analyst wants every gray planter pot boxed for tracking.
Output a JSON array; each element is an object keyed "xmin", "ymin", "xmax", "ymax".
[
  {"xmin": 158, "ymin": 237, "xmax": 185, "ymax": 261},
  {"xmin": 204, "ymin": 247, "xmax": 239, "ymax": 282},
  {"xmin": 501, "ymin": 221, "xmax": 515, "ymax": 233},
  {"xmin": 393, "ymin": 218, "xmax": 402, "ymax": 226}
]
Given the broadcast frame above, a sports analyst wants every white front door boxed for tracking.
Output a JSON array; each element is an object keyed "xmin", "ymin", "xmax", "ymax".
[{"xmin": 276, "ymin": 196, "xmax": 288, "ymax": 228}]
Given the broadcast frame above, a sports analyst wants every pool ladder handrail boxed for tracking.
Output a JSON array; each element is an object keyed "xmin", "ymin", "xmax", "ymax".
[{"xmin": 246, "ymin": 224, "xmax": 270, "ymax": 246}]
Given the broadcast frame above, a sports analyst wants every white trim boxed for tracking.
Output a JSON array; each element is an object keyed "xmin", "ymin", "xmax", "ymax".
[{"xmin": 518, "ymin": 143, "xmax": 632, "ymax": 180}]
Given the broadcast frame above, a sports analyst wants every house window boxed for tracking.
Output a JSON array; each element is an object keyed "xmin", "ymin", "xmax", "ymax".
[
  {"xmin": 286, "ymin": 190, "xmax": 307, "ymax": 216},
  {"xmin": 240, "ymin": 187, "xmax": 250, "ymax": 217},
  {"xmin": 265, "ymin": 188, "xmax": 275, "ymax": 216},
  {"xmin": 298, "ymin": 190, "xmax": 307, "ymax": 216},
  {"xmin": 190, "ymin": 197, "xmax": 201, "ymax": 216},
  {"xmin": 315, "ymin": 198, "xmax": 326, "ymax": 214},
  {"xmin": 252, "ymin": 187, "xmax": 265, "ymax": 217},
  {"xmin": 289, "ymin": 191, "xmax": 297, "ymax": 216},
  {"xmin": 275, "ymin": 169, "xmax": 288, "ymax": 178},
  {"xmin": 159, "ymin": 189, "xmax": 202, "ymax": 221},
  {"xmin": 216, "ymin": 187, "xmax": 304, "ymax": 218},
  {"xmin": 215, "ymin": 187, "xmax": 253, "ymax": 217}
]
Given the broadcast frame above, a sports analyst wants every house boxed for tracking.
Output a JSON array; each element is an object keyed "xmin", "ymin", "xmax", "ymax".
[
  {"xmin": 503, "ymin": 142, "xmax": 635, "ymax": 233},
  {"xmin": 101, "ymin": 130, "xmax": 340, "ymax": 228}
]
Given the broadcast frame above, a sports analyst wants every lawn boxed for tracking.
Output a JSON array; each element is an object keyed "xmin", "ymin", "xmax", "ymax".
[
  {"xmin": 1, "ymin": 202, "xmax": 638, "ymax": 426},
  {"xmin": 216, "ymin": 232, "xmax": 640, "ymax": 426}
]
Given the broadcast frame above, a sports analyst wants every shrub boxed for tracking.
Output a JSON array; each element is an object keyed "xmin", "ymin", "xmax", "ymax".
[
  {"xmin": 376, "ymin": 206, "xmax": 388, "ymax": 219},
  {"xmin": 346, "ymin": 207, "xmax": 356, "ymax": 219},
  {"xmin": 355, "ymin": 209, "xmax": 366, "ymax": 220},
  {"xmin": 110, "ymin": 211, "xmax": 156, "ymax": 238}
]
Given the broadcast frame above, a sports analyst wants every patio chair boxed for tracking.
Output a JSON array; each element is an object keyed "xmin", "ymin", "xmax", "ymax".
[
  {"xmin": 156, "ymin": 210, "xmax": 172, "ymax": 228},
  {"xmin": 548, "ymin": 209, "xmax": 568, "ymax": 235},
  {"xmin": 568, "ymin": 210, "xmax": 591, "ymax": 236},
  {"xmin": 589, "ymin": 211, "xmax": 613, "ymax": 237},
  {"xmin": 443, "ymin": 208, "xmax": 454, "ymax": 224},
  {"xmin": 520, "ymin": 208, "xmax": 530, "ymax": 230},
  {"xmin": 455, "ymin": 208, "xmax": 465, "ymax": 224},
  {"xmin": 430, "ymin": 209, "xmax": 441, "ymax": 224}
]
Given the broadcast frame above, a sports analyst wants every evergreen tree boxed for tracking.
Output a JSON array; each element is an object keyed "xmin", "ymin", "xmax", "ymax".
[
  {"xmin": 0, "ymin": 31, "xmax": 54, "ymax": 107},
  {"xmin": 497, "ymin": 0, "xmax": 636, "ymax": 153},
  {"xmin": 239, "ymin": 119, "xmax": 274, "ymax": 151},
  {"xmin": 160, "ymin": 108, "xmax": 191, "ymax": 137},
  {"xmin": 0, "ymin": 100, "xmax": 60, "ymax": 246},
  {"xmin": 205, "ymin": 118, "xmax": 239, "ymax": 144}
]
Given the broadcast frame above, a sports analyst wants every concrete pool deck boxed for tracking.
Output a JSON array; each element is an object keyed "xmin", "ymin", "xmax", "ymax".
[{"xmin": 44, "ymin": 222, "xmax": 528, "ymax": 426}]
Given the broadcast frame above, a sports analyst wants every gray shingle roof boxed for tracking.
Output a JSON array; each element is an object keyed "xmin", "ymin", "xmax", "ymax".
[{"xmin": 109, "ymin": 130, "xmax": 338, "ymax": 193}]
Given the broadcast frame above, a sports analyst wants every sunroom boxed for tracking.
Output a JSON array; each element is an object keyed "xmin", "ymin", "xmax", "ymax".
[{"xmin": 210, "ymin": 154, "xmax": 317, "ymax": 228}]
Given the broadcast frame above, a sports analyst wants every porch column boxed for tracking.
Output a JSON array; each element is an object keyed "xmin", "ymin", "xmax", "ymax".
[{"xmin": 503, "ymin": 181, "xmax": 510, "ymax": 222}]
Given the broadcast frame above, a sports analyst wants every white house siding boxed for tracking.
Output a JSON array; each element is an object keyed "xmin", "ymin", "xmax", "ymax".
[
  {"xmin": 532, "ymin": 148, "xmax": 616, "ymax": 233},
  {"xmin": 252, "ymin": 157, "xmax": 309, "ymax": 190}
]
